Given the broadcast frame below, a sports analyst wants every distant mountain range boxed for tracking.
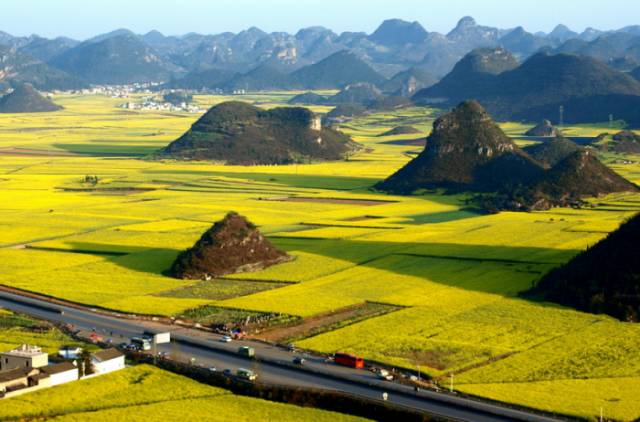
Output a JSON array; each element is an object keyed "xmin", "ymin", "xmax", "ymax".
[
  {"xmin": 414, "ymin": 50, "xmax": 640, "ymax": 126},
  {"xmin": 2, "ymin": 17, "xmax": 640, "ymax": 92}
]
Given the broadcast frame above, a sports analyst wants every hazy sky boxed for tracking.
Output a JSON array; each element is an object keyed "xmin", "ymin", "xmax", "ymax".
[{"xmin": 4, "ymin": 0, "xmax": 640, "ymax": 40}]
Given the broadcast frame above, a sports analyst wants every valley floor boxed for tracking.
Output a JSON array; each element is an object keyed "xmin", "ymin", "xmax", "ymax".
[{"xmin": 0, "ymin": 93, "xmax": 639, "ymax": 421}]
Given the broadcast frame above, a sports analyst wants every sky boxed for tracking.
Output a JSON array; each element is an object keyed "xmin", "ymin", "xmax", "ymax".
[{"xmin": 3, "ymin": 0, "xmax": 640, "ymax": 40}]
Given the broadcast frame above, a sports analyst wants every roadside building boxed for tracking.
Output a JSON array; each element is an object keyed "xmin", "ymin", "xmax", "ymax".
[
  {"xmin": 0, "ymin": 345, "xmax": 48, "ymax": 372},
  {"xmin": 91, "ymin": 348, "xmax": 125, "ymax": 374},
  {"xmin": 40, "ymin": 362, "xmax": 78, "ymax": 386},
  {"xmin": 0, "ymin": 367, "xmax": 50, "ymax": 397}
]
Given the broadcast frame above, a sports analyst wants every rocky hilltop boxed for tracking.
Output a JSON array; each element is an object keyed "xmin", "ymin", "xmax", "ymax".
[
  {"xmin": 0, "ymin": 83, "xmax": 63, "ymax": 113},
  {"xmin": 414, "ymin": 47, "xmax": 519, "ymax": 104},
  {"xmin": 326, "ymin": 83, "xmax": 383, "ymax": 105},
  {"xmin": 170, "ymin": 212, "xmax": 292, "ymax": 280},
  {"xmin": 379, "ymin": 126, "xmax": 421, "ymax": 137},
  {"xmin": 523, "ymin": 135, "xmax": 580, "ymax": 167},
  {"xmin": 525, "ymin": 212, "xmax": 640, "ymax": 322},
  {"xmin": 162, "ymin": 101, "xmax": 358, "ymax": 165},
  {"xmin": 605, "ymin": 131, "xmax": 640, "ymax": 153},
  {"xmin": 525, "ymin": 120, "xmax": 560, "ymax": 136},
  {"xmin": 376, "ymin": 100, "xmax": 542, "ymax": 193},
  {"xmin": 288, "ymin": 92, "xmax": 328, "ymax": 105},
  {"xmin": 376, "ymin": 101, "xmax": 638, "ymax": 210},
  {"xmin": 525, "ymin": 149, "xmax": 638, "ymax": 209}
]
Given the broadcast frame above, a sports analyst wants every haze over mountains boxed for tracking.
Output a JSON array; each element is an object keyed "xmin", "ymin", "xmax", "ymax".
[
  {"xmin": 3, "ymin": 17, "xmax": 640, "ymax": 91},
  {"xmin": 414, "ymin": 48, "xmax": 640, "ymax": 126}
]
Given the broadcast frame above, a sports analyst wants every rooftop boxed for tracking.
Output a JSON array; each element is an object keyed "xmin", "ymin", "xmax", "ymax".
[
  {"xmin": 0, "ymin": 367, "xmax": 37, "ymax": 383},
  {"xmin": 41, "ymin": 362, "xmax": 77, "ymax": 375},
  {"xmin": 92, "ymin": 348, "xmax": 124, "ymax": 362},
  {"xmin": 2, "ymin": 344, "xmax": 47, "ymax": 358}
]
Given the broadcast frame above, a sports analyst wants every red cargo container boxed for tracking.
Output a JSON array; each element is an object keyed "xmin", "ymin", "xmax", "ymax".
[{"xmin": 334, "ymin": 352, "xmax": 364, "ymax": 369}]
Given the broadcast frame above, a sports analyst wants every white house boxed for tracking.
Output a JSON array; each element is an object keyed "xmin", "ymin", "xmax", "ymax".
[
  {"xmin": 41, "ymin": 362, "xmax": 78, "ymax": 386},
  {"xmin": 0, "ymin": 345, "xmax": 48, "ymax": 372},
  {"xmin": 91, "ymin": 349, "xmax": 125, "ymax": 375}
]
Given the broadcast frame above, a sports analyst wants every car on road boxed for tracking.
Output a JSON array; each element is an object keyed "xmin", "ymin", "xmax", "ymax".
[
  {"xmin": 222, "ymin": 369, "xmax": 233, "ymax": 377},
  {"xmin": 238, "ymin": 346, "xmax": 255, "ymax": 358},
  {"xmin": 293, "ymin": 357, "xmax": 305, "ymax": 365},
  {"xmin": 131, "ymin": 336, "xmax": 151, "ymax": 351},
  {"xmin": 377, "ymin": 369, "xmax": 394, "ymax": 381},
  {"xmin": 237, "ymin": 368, "xmax": 258, "ymax": 381},
  {"xmin": 220, "ymin": 335, "xmax": 232, "ymax": 343},
  {"xmin": 208, "ymin": 366, "xmax": 217, "ymax": 372}
]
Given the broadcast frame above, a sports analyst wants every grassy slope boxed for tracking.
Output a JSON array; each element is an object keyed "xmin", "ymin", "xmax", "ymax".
[{"xmin": 0, "ymin": 94, "xmax": 639, "ymax": 420}]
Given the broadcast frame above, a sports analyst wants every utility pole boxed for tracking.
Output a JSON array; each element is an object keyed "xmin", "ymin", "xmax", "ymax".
[
  {"xmin": 172, "ymin": 341, "xmax": 179, "ymax": 361},
  {"xmin": 600, "ymin": 407, "xmax": 604, "ymax": 422},
  {"xmin": 609, "ymin": 114, "xmax": 614, "ymax": 128},
  {"xmin": 450, "ymin": 373, "xmax": 454, "ymax": 393},
  {"xmin": 559, "ymin": 105, "xmax": 564, "ymax": 128},
  {"xmin": 153, "ymin": 337, "xmax": 157, "ymax": 365}
]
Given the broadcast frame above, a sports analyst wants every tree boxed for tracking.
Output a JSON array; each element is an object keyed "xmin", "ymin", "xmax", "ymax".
[{"xmin": 79, "ymin": 349, "xmax": 94, "ymax": 376}]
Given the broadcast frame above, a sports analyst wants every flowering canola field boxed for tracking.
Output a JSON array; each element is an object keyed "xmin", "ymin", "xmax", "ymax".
[{"xmin": 1, "ymin": 93, "xmax": 639, "ymax": 420}]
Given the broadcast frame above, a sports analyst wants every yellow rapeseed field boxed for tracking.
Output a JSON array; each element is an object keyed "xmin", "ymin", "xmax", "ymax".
[
  {"xmin": 0, "ymin": 93, "xmax": 639, "ymax": 420},
  {"xmin": 0, "ymin": 364, "xmax": 365, "ymax": 422}
]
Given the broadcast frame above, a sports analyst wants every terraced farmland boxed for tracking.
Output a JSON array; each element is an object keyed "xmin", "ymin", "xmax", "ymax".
[{"xmin": 1, "ymin": 93, "xmax": 639, "ymax": 420}]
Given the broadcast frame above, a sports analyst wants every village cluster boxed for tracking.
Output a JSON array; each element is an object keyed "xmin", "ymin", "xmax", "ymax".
[{"xmin": 0, "ymin": 344, "xmax": 124, "ymax": 399}]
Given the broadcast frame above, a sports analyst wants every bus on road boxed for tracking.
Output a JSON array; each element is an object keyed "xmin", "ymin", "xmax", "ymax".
[{"xmin": 334, "ymin": 352, "xmax": 364, "ymax": 369}]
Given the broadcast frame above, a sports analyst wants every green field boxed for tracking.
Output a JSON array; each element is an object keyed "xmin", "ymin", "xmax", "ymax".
[{"xmin": 1, "ymin": 92, "xmax": 639, "ymax": 421}]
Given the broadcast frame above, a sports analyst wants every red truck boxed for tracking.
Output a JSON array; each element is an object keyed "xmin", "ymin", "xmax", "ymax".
[{"xmin": 334, "ymin": 352, "xmax": 365, "ymax": 369}]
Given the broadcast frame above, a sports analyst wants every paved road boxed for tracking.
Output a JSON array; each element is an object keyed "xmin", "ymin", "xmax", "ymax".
[{"xmin": 0, "ymin": 290, "xmax": 567, "ymax": 422}]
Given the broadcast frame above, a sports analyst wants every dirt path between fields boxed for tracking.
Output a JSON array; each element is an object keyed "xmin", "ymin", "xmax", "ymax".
[
  {"xmin": 254, "ymin": 302, "xmax": 402, "ymax": 343},
  {"xmin": 258, "ymin": 196, "xmax": 396, "ymax": 206}
]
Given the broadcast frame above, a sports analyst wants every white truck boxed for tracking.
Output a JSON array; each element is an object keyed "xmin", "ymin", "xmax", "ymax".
[{"xmin": 143, "ymin": 331, "xmax": 171, "ymax": 345}]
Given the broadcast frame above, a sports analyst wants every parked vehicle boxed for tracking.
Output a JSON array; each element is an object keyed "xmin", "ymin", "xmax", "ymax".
[
  {"xmin": 223, "ymin": 369, "xmax": 233, "ymax": 377},
  {"xmin": 237, "ymin": 368, "xmax": 258, "ymax": 381},
  {"xmin": 287, "ymin": 343, "xmax": 296, "ymax": 352},
  {"xmin": 377, "ymin": 369, "xmax": 394, "ymax": 381},
  {"xmin": 334, "ymin": 352, "xmax": 365, "ymax": 369},
  {"xmin": 130, "ymin": 337, "xmax": 151, "ymax": 351},
  {"xmin": 220, "ymin": 335, "xmax": 232, "ymax": 343},
  {"xmin": 238, "ymin": 346, "xmax": 255, "ymax": 358},
  {"xmin": 293, "ymin": 357, "xmax": 305, "ymax": 365}
]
